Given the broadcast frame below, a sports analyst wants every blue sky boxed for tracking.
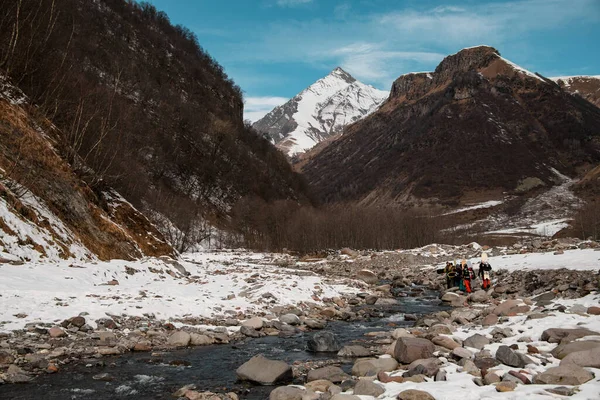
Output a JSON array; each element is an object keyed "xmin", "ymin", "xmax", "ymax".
[{"xmin": 144, "ymin": 0, "xmax": 600, "ymax": 121}]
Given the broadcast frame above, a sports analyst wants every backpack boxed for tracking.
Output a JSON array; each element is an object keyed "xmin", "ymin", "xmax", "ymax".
[
  {"xmin": 482, "ymin": 263, "xmax": 491, "ymax": 272},
  {"xmin": 469, "ymin": 268, "xmax": 475, "ymax": 280}
]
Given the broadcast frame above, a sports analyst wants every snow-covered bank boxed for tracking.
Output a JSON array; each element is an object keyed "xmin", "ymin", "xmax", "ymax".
[{"xmin": 0, "ymin": 251, "xmax": 363, "ymax": 332}]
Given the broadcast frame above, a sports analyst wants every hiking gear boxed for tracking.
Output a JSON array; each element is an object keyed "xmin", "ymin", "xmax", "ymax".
[{"xmin": 465, "ymin": 279, "xmax": 472, "ymax": 293}]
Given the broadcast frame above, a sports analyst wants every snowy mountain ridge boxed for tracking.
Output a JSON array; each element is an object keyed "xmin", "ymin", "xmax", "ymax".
[{"xmin": 253, "ymin": 67, "xmax": 388, "ymax": 156}]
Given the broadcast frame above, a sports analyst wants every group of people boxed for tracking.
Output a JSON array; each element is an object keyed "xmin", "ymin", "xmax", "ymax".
[{"xmin": 443, "ymin": 253, "xmax": 492, "ymax": 293}]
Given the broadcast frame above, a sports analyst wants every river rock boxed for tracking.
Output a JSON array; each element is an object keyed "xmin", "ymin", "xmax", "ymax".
[
  {"xmin": 307, "ymin": 331, "xmax": 341, "ymax": 353},
  {"xmin": 469, "ymin": 290, "xmax": 490, "ymax": 303},
  {"xmin": 305, "ymin": 319, "xmax": 326, "ymax": 330},
  {"xmin": 560, "ymin": 347, "xmax": 600, "ymax": 368},
  {"xmin": 352, "ymin": 358, "xmax": 398, "ymax": 377},
  {"xmin": 394, "ymin": 337, "xmax": 434, "ymax": 364},
  {"xmin": 429, "ymin": 324, "xmax": 453, "ymax": 335},
  {"xmin": 353, "ymin": 379, "xmax": 385, "ymax": 397},
  {"xmin": 48, "ymin": 327, "xmax": 66, "ymax": 338},
  {"xmin": 508, "ymin": 370, "xmax": 531, "ymax": 384},
  {"xmin": 0, "ymin": 351, "xmax": 15, "ymax": 365},
  {"xmin": 495, "ymin": 381, "xmax": 517, "ymax": 392},
  {"xmin": 484, "ymin": 372, "xmax": 501, "ymax": 385},
  {"xmin": 330, "ymin": 395, "xmax": 360, "ymax": 400},
  {"xmin": 236, "ymin": 355, "xmax": 293, "ymax": 385},
  {"xmin": 356, "ymin": 269, "xmax": 378, "ymax": 284},
  {"xmin": 551, "ymin": 340, "xmax": 600, "ymax": 359},
  {"xmin": 481, "ymin": 314, "xmax": 498, "ymax": 327},
  {"xmin": 541, "ymin": 328, "xmax": 600, "ymax": 344},
  {"xmin": 190, "ymin": 333, "xmax": 213, "ymax": 346},
  {"xmin": 406, "ymin": 358, "xmax": 442, "ymax": 377},
  {"xmin": 452, "ymin": 347, "xmax": 473, "ymax": 360},
  {"xmin": 337, "ymin": 345, "xmax": 371, "ymax": 357},
  {"xmin": 279, "ymin": 314, "xmax": 301, "ymax": 325},
  {"xmin": 464, "ymin": 334, "xmax": 490, "ymax": 350},
  {"xmin": 242, "ymin": 317, "xmax": 264, "ymax": 330},
  {"xmin": 492, "ymin": 300, "xmax": 521, "ymax": 316},
  {"xmin": 535, "ymin": 365, "xmax": 594, "ymax": 385},
  {"xmin": 587, "ymin": 306, "xmax": 600, "ymax": 315},
  {"xmin": 5, "ymin": 365, "xmax": 32, "ymax": 383},
  {"xmin": 397, "ymin": 389, "xmax": 436, "ymax": 400},
  {"xmin": 240, "ymin": 326, "xmax": 262, "ymax": 338},
  {"xmin": 365, "ymin": 296, "xmax": 378, "ymax": 305},
  {"xmin": 375, "ymin": 298, "xmax": 397, "ymax": 306},
  {"xmin": 391, "ymin": 328, "xmax": 412, "ymax": 339},
  {"xmin": 305, "ymin": 379, "xmax": 334, "ymax": 392},
  {"xmin": 307, "ymin": 366, "xmax": 349, "ymax": 383},
  {"xmin": 168, "ymin": 331, "xmax": 191, "ymax": 347},
  {"xmin": 269, "ymin": 386, "xmax": 305, "ymax": 400},
  {"xmin": 441, "ymin": 292, "xmax": 466, "ymax": 307},
  {"xmin": 432, "ymin": 336, "xmax": 460, "ymax": 350},
  {"xmin": 495, "ymin": 346, "xmax": 532, "ymax": 368}
]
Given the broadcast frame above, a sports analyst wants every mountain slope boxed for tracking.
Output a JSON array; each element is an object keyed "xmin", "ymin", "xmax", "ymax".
[
  {"xmin": 0, "ymin": 0, "xmax": 309, "ymax": 250},
  {"xmin": 551, "ymin": 76, "xmax": 600, "ymax": 108},
  {"xmin": 302, "ymin": 46, "xmax": 600, "ymax": 207},
  {"xmin": 0, "ymin": 75, "xmax": 172, "ymax": 262},
  {"xmin": 253, "ymin": 68, "xmax": 388, "ymax": 156}
]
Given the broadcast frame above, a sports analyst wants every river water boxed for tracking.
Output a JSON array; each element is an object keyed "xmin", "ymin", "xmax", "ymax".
[{"xmin": 0, "ymin": 288, "xmax": 447, "ymax": 400}]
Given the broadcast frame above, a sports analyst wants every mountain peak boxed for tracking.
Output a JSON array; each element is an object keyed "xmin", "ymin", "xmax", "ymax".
[{"xmin": 329, "ymin": 67, "xmax": 356, "ymax": 83}]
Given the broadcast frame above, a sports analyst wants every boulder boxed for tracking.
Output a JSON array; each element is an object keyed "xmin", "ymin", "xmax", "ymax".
[
  {"xmin": 242, "ymin": 317, "xmax": 264, "ymax": 330},
  {"xmin": 483, "ymin": 372, "xmax": 501, "ymax": 385},
  {"xmin": 269, "ymin": 386, "xmax": 305, "ymax": 400},
  {"xmin": 405, "ymin": 358, "xmax": 442, "ymax": 378},
  {"xmin": 495, "ymin": 346, "xmax": 532, "ymax": 368},
  {"xmin": 535, "ymin": 365, "xmax": 594, "ymax": 385},
  {"xmin": 69, "ymin": 316, "xmax": 86, "ymax": 328},
  {"xmin": 352, "ymin": 358, "xmax": 398, "ymax": 377},
  {"xmin": 481, "ymin": 314, "xmax": 498, "ymax": 327},
  {"xmin": 240, "ymin": 326, "xmax": 262, "ymax": 338},
  {"xmin": 492, "ymin": 300, "xmax": 521, "ymax": 316},
  {"xmin": 495, "ymin": 381, "xmax": 517, "ymax": 392},
  {"xmin": 0, "ymin": 351, "xmax": 15, "ymax": 365},
  {"xmin": 452, "ymin": 347, "xmax": 473, "ymax": 360},
  {"xmin": 356, "ymin": 269, "xmax": 378, "ymax": 284},
  {"xmin": 431, "ymin": 336, "xmax": 460, "ymax": 350},
  {"xmin": 305, "ymin": 319, "xmax": 326, "ymax": 330},
  {"xmin": 305, "ymin": 379, "xmax": 334, "ymax": 392},
  {"xmin": 474, "ymin": 357, "xmax": 500, "ymax": 371},
  {"xmin": 429, "ymin": 324, "xmax": 453, "ymax": 335},
  {"xmin": 353, "ymin": 379, "xmax": 385, "ymax": 397},
  {"xmin": 560, "ymin": 347, "xmax": 600, "ymax": 368},
  {"xmin": 190, "ymin": 333, "xmax": 213, "ymax": 346},
  {"xmin": 469, "ymin": 290, "xmax": 490, "ymax": 303},
  {"xmin": 441, "ymin": 292, "xmax": 466, "ymax": 307},
  {"xmin": 463, "ymin": 334, "xmax": 490, "ymax": 350},
  {"xmin": 236, "ymin": 355, "xmax": 293, "ymax": 385},
  {"xmin": 541, "ymin": 328, "xmax": 600, "ymax": 344},
  {"xmin": 168, "ymin": 331, "xmax": 191, "ymax": 347},
  {"xmin": 393, "ymin": 337, "xmax": 435, "ymax": 364},
  {"xmin": 397, "ymin": 389, "xmax": 436, "ymax": 400},
  {"xmin": 307, "ymin": 366, "xmax": 349, "ymax": 383},
  {"xmin": 307, "ymin": 331, "xmax": 341, "ymax": 353},
  {"xmin": 375, "ymin": 298, "xmax": 397, "ymax": 306},
  {"xmin": 337, "ymin": 345, "xmax": 371, "ymax": 358},
  {"xmin": 330, "ymin": 395, "xmax": 361, "ymax": 400},
  {"xmin": 48, "ymin": 327, "xmax": 67, "ymax": 338},
  {"xmin": 279, "ymin": 314, "xmax": 301, "ymax": 326},
  {"xmin": 365, "ymin": 296, "xmax": 378, "ymax": 305},
  {"xmin": 587, "ymin": 306, "xmax": 600, "ymax": 315},
  {"xmin": 551, "ymin": 340, "xmax": 600, "ymax": 359},
  {"xmin": 391, "ymin": 328, "xmax": 412, "ymax": 339},
  {"xmin": 508, "ymin": 370, "xmax": 531, "ymax": 384}
]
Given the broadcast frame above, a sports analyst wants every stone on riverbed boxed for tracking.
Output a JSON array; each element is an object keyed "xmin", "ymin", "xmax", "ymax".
[
  {"xmin": 463, "ymin": 334, "xmax": 490, "ymax": 350},
  {"xmin": 394, "ymin": 337, "xmax": 435, "ymax": 364},
  {"xmin": 397, "ymin": 389, "xmax": 436, "ymax": 400},
  {"xmin": 551, "ymin": 340, "xmax": 600, "ymax": 359},
  {"xmin": 307, "ymin": 331, "xmax": 341, "ymax": 353},
  {"xmin": 236, "ymin": 355, "xmax": 293, "ymax": 385},
  {"xmin": 337, "ymin": 345, "xmax": 371, "ymax": 357},
  {"xmin": 535, "ymin": 365, "xmax": 594, "ymax": 385},
  {"xmin": 495, "ymin": 345, "xmax": 532, "ymax": 368},
  {"xmin": 269, "ymin": 386, "xmax": 305, "ymax": 400},
  {"xmin": 168, "ymin": 331, "xmax": 191, "ymax": 347},
  {"xmin": 352, "ymin": 357, "xmax": 398, "ymax": 377},
  {"xmin": 242, "ymin": 317, "xmax": 264, "ymax": 330},
  {"xmin": 307, "ymin": 366, "xmax": 349, "ymax": 383},
  {"xmin": 560, "ymin": 347, "xmax": 600, "ymax": 368},
  {"xmin": 279, "ymin": 314, "xmax": 301, "ymax": 325},
  {"xmin": 353, "ymin": 379, "xmax": 385, "ymax": 397},
  {"xmin": 540, "ymin": 328, "xmax": 599, "ymax": 344}
]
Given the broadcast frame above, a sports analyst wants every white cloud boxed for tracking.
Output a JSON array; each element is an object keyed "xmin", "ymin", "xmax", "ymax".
[{"xmin": 243, "ymin": 96, "xmax": 289, "ymax": 122}]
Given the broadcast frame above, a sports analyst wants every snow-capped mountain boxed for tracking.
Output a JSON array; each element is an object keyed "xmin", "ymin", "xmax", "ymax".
[
  {"xmin": 550, "ymin": 75, "xmax": 600, "ymax": 108},
  {"xmin": 253, "ymin": 67, "xmax": 388, "ymax": 156}
]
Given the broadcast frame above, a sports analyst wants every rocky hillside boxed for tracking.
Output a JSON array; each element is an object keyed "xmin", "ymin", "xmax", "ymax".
[
  {"xmin": 0, "ymin": 0, "xmax": 309, "ymax": 251},
  {"xmin": 551, "ymin": 76, "xmax": 600, "ymax": 108},
  {"xmin": 253, "ymin": 67, "xmax": 388, "ymax": 156},
  {"xmin": 302, "ymin": 46, "xmax": 600, "ymax": 209},
  {"xmin": 0, "ymin": 75, "xmax": 172, "ymax": 262}
]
